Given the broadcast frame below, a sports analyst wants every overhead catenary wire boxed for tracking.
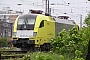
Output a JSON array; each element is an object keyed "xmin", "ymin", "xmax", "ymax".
[{"xmin": 0, "ymin": 0, "xmax": 89, "ymax": 16}]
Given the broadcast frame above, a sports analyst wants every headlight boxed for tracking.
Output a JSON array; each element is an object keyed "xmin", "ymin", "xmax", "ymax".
[
  {"xmin": 13, "ymin": 32, "xmax": 17, "ymax": 36},
  {"xmin": 33, "ymin": 32, "xmax": 37, "ymax": 37}
]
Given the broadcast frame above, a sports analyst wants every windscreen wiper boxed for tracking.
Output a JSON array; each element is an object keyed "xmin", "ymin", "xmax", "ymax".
[
  {"xmin": 19, "ymin": 24, "xmax": 24, "ymax": 30},
  {"xmin": 19, "ymin": 19, "xmax": 26, "ymax": 30}
]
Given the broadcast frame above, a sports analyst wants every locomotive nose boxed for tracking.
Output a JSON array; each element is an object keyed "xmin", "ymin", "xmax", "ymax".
[{"xmin": 16, "ymin": 30, "xmax": 34, "ymax": 38}]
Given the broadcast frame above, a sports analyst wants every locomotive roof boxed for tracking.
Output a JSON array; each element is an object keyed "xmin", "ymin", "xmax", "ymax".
[
  {"xmin": 18, "ymin": 14, "xmax": 38, "ymax": 19},
  {"xmin": 57, "ymin": 14, "xmax": 69, "ymax": 17},
  {"xmin": 55, "ymin": 18, "xmax": 75, "ymax": 25}
]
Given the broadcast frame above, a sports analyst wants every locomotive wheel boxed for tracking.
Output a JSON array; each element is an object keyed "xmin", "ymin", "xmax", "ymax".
[
  {"xmin": 40, "ymin": 43, "xmax": 50, "ymax": 51},
  {"xmin": 35, "ymin": 47, "xmax": 40, "ymax": 52},
  {"xmin": 46, "ymin": 44, "xmax": 50, "ymax": 51},
  {"xmin": 29, "ymin": 46, "xmax": 36, "ymax": 52},
  {"xmin": 40, "ymin": 44, "xmax": 45, "ymax": 51}
]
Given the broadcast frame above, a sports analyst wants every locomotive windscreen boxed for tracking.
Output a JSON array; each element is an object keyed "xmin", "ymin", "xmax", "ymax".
[{"xmin": 17, "ymin": 14, "xmax": 37, "ymax": 30}]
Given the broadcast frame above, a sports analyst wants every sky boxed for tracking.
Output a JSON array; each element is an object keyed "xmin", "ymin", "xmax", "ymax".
[{"xmin": 0, "ymin": 0, "xmax": 90, "ymax": 26}]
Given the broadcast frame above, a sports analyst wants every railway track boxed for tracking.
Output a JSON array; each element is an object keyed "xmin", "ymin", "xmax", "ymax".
[{"xmin": 0, "ymin": 51, "xmax": 28, "ymax": 60}]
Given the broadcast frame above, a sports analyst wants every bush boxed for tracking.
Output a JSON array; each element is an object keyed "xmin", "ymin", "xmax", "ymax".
[
  {"xmin": 50, "ymin": 25, "xmax": 88, "ymax": 60},
  {"xmin": 0, "ymin": 37, "xmax": 8, "ymax": 47},
  {"xmin": 23, "ymin": 52, "xmax": 65, "ymax": 60}
]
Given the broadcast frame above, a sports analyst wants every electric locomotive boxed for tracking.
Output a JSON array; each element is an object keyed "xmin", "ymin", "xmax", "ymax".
[{"xmin": 12, "ymin": 10, "xmax": 76, "ymax": 51}]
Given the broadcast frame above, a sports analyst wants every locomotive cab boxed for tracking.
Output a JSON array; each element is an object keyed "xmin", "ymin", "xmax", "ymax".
[{"xmin": 12, "ymin": 14, "xmax": 37, "ymax": 49}]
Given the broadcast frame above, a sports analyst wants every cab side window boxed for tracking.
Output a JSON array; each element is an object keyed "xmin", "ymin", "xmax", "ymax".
[{"xmin": 39, "ymin": 20, "xmax": 44, "ymax": 28}]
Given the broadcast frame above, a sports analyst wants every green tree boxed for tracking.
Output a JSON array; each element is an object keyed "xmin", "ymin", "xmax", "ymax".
[
  {"xmin": 84, "ymin": 13, "xmax": 90, "ymax": 40},
  {"xmin": 84, "ymin": 13, "xmax": 90, "ymax": 26}
]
